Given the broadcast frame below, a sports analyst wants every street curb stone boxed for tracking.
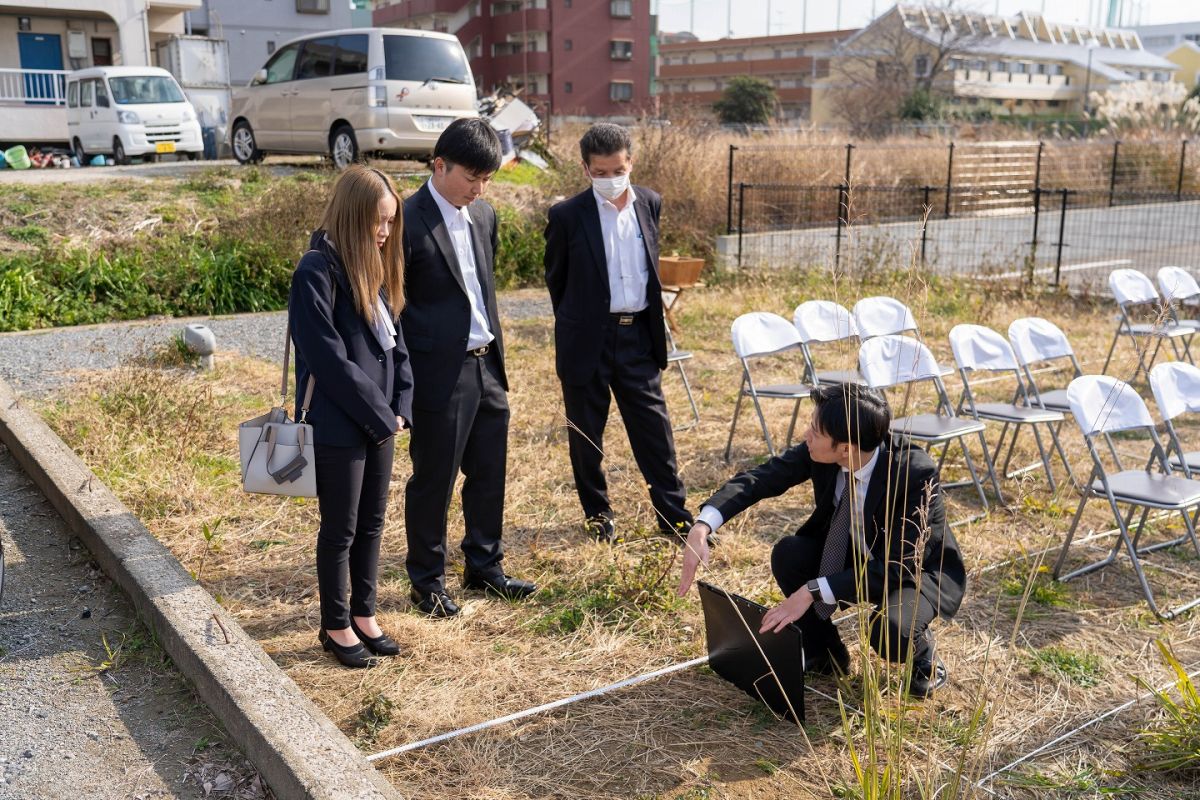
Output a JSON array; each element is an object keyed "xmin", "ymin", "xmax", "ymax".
[{"xmin": 0, "ymin": 377, "xmax": 400, "ymax": 800}]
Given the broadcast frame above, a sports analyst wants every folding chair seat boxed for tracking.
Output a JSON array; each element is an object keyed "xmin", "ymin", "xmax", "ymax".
[
  {"xmin": 948, "ymin": 324, "xmax": 1073, "ymax": 492},
  {"xmin": 1156, "ymin": 266, "xmax": 1200, "ymax": 332},
  {"xmin": 858, "ymin": 334, "xmax": 1004, "ymax": 519},
  {"xmin": 1150, "ymin": 361, "xmax": 1200, "ymax": 478},
  {"xmin": 1053, "ymin": 374, "xmax": 1200, "ymax": 620},
  {"xmin": 1007, "ymin": 317, "xmax": 1081, "ymax": 416},
  {"xmin": 792, "ymin": 300, "xmax": 862, "ymax": 387},
  {"xmin": 665, "ymin": 322, "xmax": 700, "ymax": 432},
  {"xmin": 1101, "ymin": 268, "xmax": 1194, "ymax": 381},
  {"xmin": 724, "ymin": 312, "xmax": 814, "ymax": 461}
]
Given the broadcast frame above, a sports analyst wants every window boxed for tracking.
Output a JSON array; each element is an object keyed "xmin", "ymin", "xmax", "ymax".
[
  {"xmin": 295, "ymin": 0, "xmax": 329, "ymax": 13},
  {"xmin": 914, "ymin": 54, "xmax": 929, "ymax": 77},
  {"xmin": 67, "ymin": 81, "xmax": 78, "ymax": 108},
  {"xmin": 264, "ymin": 43, "xmax": 300, "ymax": 83},
  {"xmin": 610, "ymin": 40, "xmax": 632, "ymax": 60},
  {"xmin": 1035, "ymin": 62, "xmax": 1047, "ymax": 74},
  {"xmin": 94, "ymin": 78, "xmax": 110, "ymax": 107},
  {"xmin": 334, "ymin": 33, "xmax": 368, "ymax": 75},
  {"xmin": 564, "ymin": 38, "xmax": 572, "ymax": 51},
  {"xmin": 92, "ymin": 38, "xmax": 112, "ymax": 67},
  {"xmin": 564, "ymin": 81, "xmax": 572, "ymax": 93},
  {"xmin": 80, "ymin": 79, "xmax": 93, "ymax": 107},
  {"xmin": 609, "ymin": 80, "xmax": 633, "ymax": 101},
  {"xmin": 267, "ymin": 41, "xmax": 276, "ymax": 55},
  {"xmin": 384, "ymin": 35, "xmax": 471, "ymax": 83},
  {"xmin": 610, "ymin": 0, "xmax": 632, "ymax": 18},
  {"xmin": 108, "ymin": 76, "xmax": 184, "ymax": 104},
  {"xmin": 295, "ymin": 37, "xmax": 336, "ymax": 80}
]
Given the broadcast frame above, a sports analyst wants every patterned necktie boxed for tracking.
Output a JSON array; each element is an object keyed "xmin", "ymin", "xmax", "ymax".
[{"xmin": 814, "ymin": 479, "xmax": 852, "ymax": 619}]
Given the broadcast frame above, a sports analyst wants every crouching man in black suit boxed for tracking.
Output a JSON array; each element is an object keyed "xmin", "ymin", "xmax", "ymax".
[{"xmin": 677, "ymin": 383, "xmax": 965, "ymax": 698}]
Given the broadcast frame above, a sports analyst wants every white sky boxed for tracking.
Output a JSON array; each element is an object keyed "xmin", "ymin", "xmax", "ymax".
[{"xmin": 655, "ymin": 0, "xmax": 1198, "ymax": 39}]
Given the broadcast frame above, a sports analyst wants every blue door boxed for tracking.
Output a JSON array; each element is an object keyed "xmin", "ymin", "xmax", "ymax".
[{"xmin": 18, "ymin": 32, "xmax": 64, "ymax": 105}]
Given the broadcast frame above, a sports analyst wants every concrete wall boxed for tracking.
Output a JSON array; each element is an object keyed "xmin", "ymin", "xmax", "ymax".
[{"xmin": 0, "ymin": 12, "xmax": 120, "ymax": 69}]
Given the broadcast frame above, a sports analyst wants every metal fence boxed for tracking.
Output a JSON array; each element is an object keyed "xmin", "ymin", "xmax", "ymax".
[{"xmin": 723, "ymin": 138, "xmax": 1199, "ymax": 288}]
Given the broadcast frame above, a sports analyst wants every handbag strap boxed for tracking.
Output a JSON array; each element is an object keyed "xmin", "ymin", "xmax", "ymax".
[{"xmin": 281, "ymin": 251, "xmax": 336, "ymax": 423}]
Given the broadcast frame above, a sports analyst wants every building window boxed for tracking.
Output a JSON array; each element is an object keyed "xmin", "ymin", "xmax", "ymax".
[
  {"xmin": 609, "ymin": 80, "xmax": 633, "ymax": 101},
  {"xmin": 469, "ymin": 0, "xmax": 481, "ymax": 15},
  {"xmin": 610, "ymin": 40, "xmax": 632, "ymax": 60},
  {"xmin": 266, "ymin": 40, "xmax": 276, "ymax": 55},
  {"xmin": 92, "ymin": 37, "xmax": 112, "ymax": 67},
  {"xmin": 564, "ymin": 38, "xmax": 572, "ymax": 51},
  {"xmin": 296, "ymin": 0, "xmax": 329, "ymax": 13},
  {"xmin": 565, "ymin": 81, "xmax": 572, "ymax": 92},
  {"xmin": 610, "ymin": 0, "xmax": 632, "ymax": 18},
  {"xmin": 914, "ymin": 54, "xmax": 929, "ymax": 77}
]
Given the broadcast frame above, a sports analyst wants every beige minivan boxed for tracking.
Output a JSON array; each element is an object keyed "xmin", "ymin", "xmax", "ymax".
[{"xmin": 229, "ymin": 27, "xmax": 477, "ymax": 168}]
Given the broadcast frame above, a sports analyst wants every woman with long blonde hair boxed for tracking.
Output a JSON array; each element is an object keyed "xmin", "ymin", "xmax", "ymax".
[{"xmin": 289, "ymin": 165, "xmax": 412, "ymax": 668}]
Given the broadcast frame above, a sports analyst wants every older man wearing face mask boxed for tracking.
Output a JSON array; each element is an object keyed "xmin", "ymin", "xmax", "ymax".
[{"xmin": 543, "ymin": 123, "xmax": 693, "ymax": 544}]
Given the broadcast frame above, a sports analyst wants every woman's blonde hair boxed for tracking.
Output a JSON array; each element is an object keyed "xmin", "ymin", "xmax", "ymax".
[{"xmin": 317, "ymin": 165, "xmax": 404, "ymax": 321}]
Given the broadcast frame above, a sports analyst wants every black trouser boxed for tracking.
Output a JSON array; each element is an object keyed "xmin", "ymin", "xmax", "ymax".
[
  {"xmin": 560, "ymin": 313, "xmax": 692, "ymax": 534},
  {"xmin": 314, "ymin": 436, "xmax": 395, "ymax": 631},
  {"xmin": 771, "ymin": 534, "xmax": 937, "ymax": 665},
  {"xmin": 405, "ymin": 349, "xmax": 508, "ymax": 594}
]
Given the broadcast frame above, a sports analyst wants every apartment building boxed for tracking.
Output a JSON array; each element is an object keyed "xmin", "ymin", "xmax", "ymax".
[
  {"xmin": 371, "ymin": 0, "xmax": 653, "ymax": 117},
  {"xmin": 1135, "ymin": 21, "xmax": 1200, "ymax": 54},
  {"xmin": 657, "ymin": 29, "xmax": 857, "ymax": 121},
  {"xmin": 813, "ymin": 5, "xmax": 1179, "ymax": 123}
]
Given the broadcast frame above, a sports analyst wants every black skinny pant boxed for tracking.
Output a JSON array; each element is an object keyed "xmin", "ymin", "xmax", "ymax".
[
  {"xmin": 314, "ymin": 437, "xmax": 395, "ymax": 631},
  {"xmin": 770, "ymin": 533, "xmax": 937, "ymax": 665}
]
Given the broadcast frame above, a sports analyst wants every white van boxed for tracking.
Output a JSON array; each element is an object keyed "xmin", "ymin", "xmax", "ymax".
[
  {"xmin": 229, "ymin": 28, "xmax": 477, "ymax": 168},
  {"xmin": 66, "ymin": 67, "xmax": 204, "ymax": 164}
]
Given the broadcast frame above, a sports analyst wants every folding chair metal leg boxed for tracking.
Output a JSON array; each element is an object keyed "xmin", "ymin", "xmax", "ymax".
[
  {"xmin": 749, "ymin": 389, "xmax": 777, "ymax": 458},
  {"xmin": 1046, "ymin": 422, "xmax": 1078, "ymax": 489},
  {"xmin": 957, "ymin": 435, "xmax": 991, "ymax": 518},
  {"xmin": 996, "ymin": 421, "xmax": 1017, "ymax": 475},
  {"xmin": 785, "ymin": 398, "xmax": 802, "ymax": 447},
  {"xmin": 1121, "ymin": 507, "xmax": 1200, "ymax": 621},
  {"xmin": 672, "ymin": 360, "xmax": 699, "ymax": 433},
  {"xmin": 1101, "ymin": 329, "xmax": 1122, "ymax": 374},
  {"xmin": 1053, "ymin": 481, "xmax": 1095, "ymax": 579},
  {"xmin": 1028, "ymin": 423, "xmax": 1058, "ymax": 493},
  {"xmin": 975, "ymin": 429, "xmax": 1006, "ymax": 507},
  {"xmin": 723, "ymin": 381, "xmax": 746, "ymax": 463}
]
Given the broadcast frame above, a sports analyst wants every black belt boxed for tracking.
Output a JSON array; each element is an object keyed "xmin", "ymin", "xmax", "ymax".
[
  {"xmin": 469, "ymin": 344, "xmax": 490, "ymax": 357},
  {"xmin": 609, "ymin": 311, "xmax": 645, "ymax": 326}
]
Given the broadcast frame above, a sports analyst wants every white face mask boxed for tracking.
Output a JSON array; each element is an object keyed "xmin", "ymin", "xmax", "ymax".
[{"xmin": 590, "ymin": 171, "xmax": 630, "ymax": 201}]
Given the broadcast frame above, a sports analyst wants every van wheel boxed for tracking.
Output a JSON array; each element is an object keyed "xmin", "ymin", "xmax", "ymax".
[
  {"xmin": 113, "ymin": 137, "xmax": 129, "ymax": 165},
  {"xmin": 330, "ymin": 125, "xmax": 358, "ymax": 170},
  {"xmin": 72, "ymin": 137, "xmax": 86, "ymax": 164},
  {"xmin": 232, "ymin": 120, "xmax": 263, "ymax": 164}
]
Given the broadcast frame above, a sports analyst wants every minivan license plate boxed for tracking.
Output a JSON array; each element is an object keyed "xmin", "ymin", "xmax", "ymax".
[
  {"xmin": 415, "ymin": 116, "xmax": 454, "ymax": 132},
  {"xmin": 156, "ymin": 142, "xmax": 176, "ymax": 154}
]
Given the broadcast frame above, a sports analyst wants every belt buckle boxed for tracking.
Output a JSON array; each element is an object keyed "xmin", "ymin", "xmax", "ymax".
[
  {"xmin": 473, "ymin": 344, "xmax": 490, "ymax": 356},
  {"xmin": 618, "ymin": 314, "xmax": 634, "ymax": 326}
]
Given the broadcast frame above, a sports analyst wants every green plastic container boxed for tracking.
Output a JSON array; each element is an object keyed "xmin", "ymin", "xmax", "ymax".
[{"xmin": 4, "ymin": 145, "xmax": 30, "ymax": 170}]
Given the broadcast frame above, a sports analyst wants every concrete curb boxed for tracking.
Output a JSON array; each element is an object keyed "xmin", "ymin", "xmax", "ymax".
[{"xmin": 0, "ymin": 378, "xmax": 400, "ymax": 800}]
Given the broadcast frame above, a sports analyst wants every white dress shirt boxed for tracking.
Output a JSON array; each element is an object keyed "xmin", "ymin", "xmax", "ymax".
[
  {"xmin": 428, "ymin": 179, "xmax": 494, "ymax": 350},
  {"xmin": 593, "ymin": 187, "xmax": 650, "ymax": 314},
  {"xmin": 697, "ymin": 448, "xmax": 879, "ymax": 605}
]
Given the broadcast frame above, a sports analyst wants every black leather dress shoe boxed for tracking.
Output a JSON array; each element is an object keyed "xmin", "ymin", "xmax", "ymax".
[
  {"xmin": 349, "ymin": 619, "xmax": 403, "ymax": 657},
  {"xmin": 908, "ymin": 658, "xmax": 948, "ymax": 698},
  {"xmin": 410, "ymin": 588, "xmax": 460, "ymax": 618},
  {"xmin": 463, "ymin": 570, "xmax": 537, "ymax": 600},
  {"xmin": 804, "ymin": 643, "xmax": 852, "ymax": 677},
  {"xmin": 584, "ymin": 514, "xmax": 617, "ymax": 543},
  {"xmin": 318, "ymin": 629, "xmax": 377, "ymax": 669}
]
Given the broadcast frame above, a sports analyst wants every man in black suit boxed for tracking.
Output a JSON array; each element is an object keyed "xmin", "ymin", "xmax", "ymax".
[
  {"xmin": 678, "ymin": 383, "xmax": 965, "ymax": 698},
  {"xmin": 543, "ymin": 123, "xmax": 693, "ymax": 543},
  {"xmin": 400, "ymin": 118, "xmax": 535, "ymax": 617}
]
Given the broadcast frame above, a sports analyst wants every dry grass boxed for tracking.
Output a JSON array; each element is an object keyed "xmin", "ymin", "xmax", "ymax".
[{"xmin": 38, "ymin": 267, "xmax": 1200, "ymax": 800}]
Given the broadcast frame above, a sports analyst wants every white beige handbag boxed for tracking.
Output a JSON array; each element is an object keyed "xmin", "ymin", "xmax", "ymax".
[{"xmin": 239, "ymin": 302, "xmax": 325, "ymax": 498}]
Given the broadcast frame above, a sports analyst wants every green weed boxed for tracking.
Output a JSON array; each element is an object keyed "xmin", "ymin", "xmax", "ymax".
[
  {"xmin": 1134, "ymin": 639, "xmax": 1200, "ymax": 773},
  {"xmin": 1028, "ymin": 646, "xmax": 1103, "ymax": 687},
  {"xmin": 8, "ymin": 224, "xmax": 48, "ymax": 244}
]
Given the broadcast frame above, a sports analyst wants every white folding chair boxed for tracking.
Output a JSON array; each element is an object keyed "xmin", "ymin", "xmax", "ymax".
[
  {"xmin": 725, "ymin": 312, "xmax": 813, "ymax": 461},
  {"xmin": 852, "ymin": 296, "xmax": 920, "ymax": 341},
  {"xmin": 859, "ymin": 334, "xmax": 1004, "ymax": 518},
  {"xmin": 1156, "ymin": 266, "xmax": 1200, "ymax": 333},
  {"xmin": 1150, "ymin": 361, "xmax": 1200, "ymax": 479},
  {"xmin": 664, "ymin": 322, "xmax": 700, "ymax": 432},
  {"xmin": 1101, "ymin": 268, "xmax": 1194, "ymax": 381},
  {"xmin": 1053, "ymin": 374, "xmax": 1200, "ymax": 620},
  {"xmin": 948, "ymin": 324, "xmax": 1074, "ymax": 493},
  {"xmin": 1008, "ymin": 317, "xmax": 1081, "ymax": 416},
  {"xmin": 792, "ymin": 300, "xmax": 862, "ymax": 387}
]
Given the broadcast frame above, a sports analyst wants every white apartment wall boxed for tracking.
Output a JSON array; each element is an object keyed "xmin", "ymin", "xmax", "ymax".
[{"xmin": 0, "ymin": 13, "xmax": 120, "ymax": 69}]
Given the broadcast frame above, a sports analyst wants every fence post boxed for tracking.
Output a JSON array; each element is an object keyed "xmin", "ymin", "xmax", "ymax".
[
  {"xmin": 943, "ymin": 141, "xmax": 955, "ymax": 219},
  {"xmin": 726, "ymin": 144, "xmax": 738, "ymax": 234},
  {"xmin": 736, "ymin": 182, "xmax": 746, "ymax": 269},
  {"xmin": 1033, "ymin": 140, "xmax": 1044, "ymax": 195},
  {"xmin": 1029, "ymin": 185, "xmax": 1042, "ymax": 283},
  {"xmin": 1178, "ymin": 139, "xmax": 1189, "ymax": 201},
  {"xmin": 1054, "ymin": 188, "xmax": 1069, "ymax": 286},
  {"xmin": 920, "ymin": 185, "xmax": 931, "ymax": 266},
  {"xmin": 844, "ymin": 143, "xmax": 854, "ymax": 187},
  {"xmin": 834, "ymin": 183, "xmax": 848, "ymax": 271},
  {"xmin": 1108, "ymin": 140, "xmax": 1120, "ymax": 207}
]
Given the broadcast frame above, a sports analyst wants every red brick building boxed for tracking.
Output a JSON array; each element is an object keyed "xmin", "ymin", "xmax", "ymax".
[{"xmin": 372, "ymin": 0, "xmax": 654, "ymax": 117}]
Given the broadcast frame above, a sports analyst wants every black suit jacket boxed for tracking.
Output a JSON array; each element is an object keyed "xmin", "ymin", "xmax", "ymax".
[
  {"xmin": 543, "ymin": 185, "xmax": 668, "ymax": 386},
  {"xmin": 400, "ymin": 182, "xmax": 508, "ymax": 412},
  {"xmin": 704, "ymin": 442, "xmax": 966, "ymax": 619},
  {"xmin": 289, "ymin": 231, "xmax": 413, "ymax": 447}
]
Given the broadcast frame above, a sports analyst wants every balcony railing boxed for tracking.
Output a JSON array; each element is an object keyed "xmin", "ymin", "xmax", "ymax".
[
  {"xmin": 954, "ymin": 69, "xmax": 1070, "ymax": 86},
  {"xmin": 0, "ymin": 68, "xmax": 69, "ymax": 106}
]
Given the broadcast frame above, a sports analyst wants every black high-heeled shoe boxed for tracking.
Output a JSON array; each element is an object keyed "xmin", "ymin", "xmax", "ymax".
[
  {"xmin": 318, "ymin": 628, "xmax": 377, "ymax": 669},
  {"xmin": 349, "ymin": 619, "xmax": 403, "ymax": 657}
]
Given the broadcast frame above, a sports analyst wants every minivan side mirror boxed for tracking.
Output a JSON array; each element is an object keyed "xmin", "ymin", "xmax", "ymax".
[{"xmin": 251, "ymin": 68, "xmax": 268, "ymax": 86}]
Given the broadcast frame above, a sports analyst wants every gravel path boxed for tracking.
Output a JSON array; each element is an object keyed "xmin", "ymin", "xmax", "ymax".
[
  {"xmin": 0, "ymin": 288, "xmax": 552, "ymax": 396},
  {"xmin": 0, "ymin": 445, "xmax": 265, "ymax": 800}
]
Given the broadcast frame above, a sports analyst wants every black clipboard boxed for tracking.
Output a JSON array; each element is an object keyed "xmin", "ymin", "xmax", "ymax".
[{"xmin": 698, "ymin": 581, "xmax": 805, "ymax": 723}]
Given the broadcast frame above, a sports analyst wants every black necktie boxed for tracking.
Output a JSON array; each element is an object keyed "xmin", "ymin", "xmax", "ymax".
[{"xmin": 814, "ymin": 480, "xmax": 852, "ymax": 619}]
